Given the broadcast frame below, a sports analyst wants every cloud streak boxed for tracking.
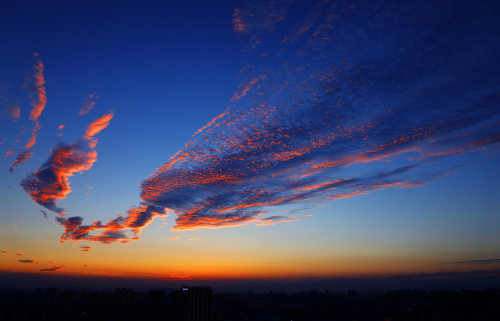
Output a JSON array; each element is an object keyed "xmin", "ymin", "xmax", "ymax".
[
  {"xmin": 1, "ymin": 251, "xmax": 24, "ymax": 256},
  {"xmin": 446, "ymin": 259, "xmax": 500, "ymax": 265},
  {"xmin": 79, "ymin": 94, "xmax": 98, "ymax": 116},
  {"xmin": 40, "ymin": 265, "xmax": 65, "ymax": 272},
  {"xmin": 10, "ymin": 53, "xmax": 47, "ymax": 171}
]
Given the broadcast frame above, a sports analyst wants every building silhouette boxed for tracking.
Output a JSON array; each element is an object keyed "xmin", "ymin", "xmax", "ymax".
[{"xmin": 171, "ymin": 286, "xmax": 212, "ymax": 321}]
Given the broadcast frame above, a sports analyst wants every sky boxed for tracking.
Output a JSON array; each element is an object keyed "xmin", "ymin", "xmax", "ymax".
[{"xmin": 0, "ymin": 0, "xmax": 499, "ymax": 291}]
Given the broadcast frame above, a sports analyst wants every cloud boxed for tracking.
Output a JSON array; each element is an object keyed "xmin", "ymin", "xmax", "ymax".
[
  {"xmin": 137, "ymin": 0, "xmax": 499, "ymax": 232},
  {"xmin": 79, "ymin": 94, "xmax": 98, "ymax": 116},
  {"xmin": 20, "ymin": 112, "xmax": 114, "ymax": 214},
  {"xmin": 9, "ymin": 150, "xmax": 33, "ymax": 172},
  {"xmin": 1, "ymin": 250, "xmax": 23, "ymax": 255},
  {"xmin": 25, "ymin": 54, "xmax": 47, "ymax": 149},
  {"xmin": 40, "ymin": 210, "xmax": 48, "ymax": 219},
  {"xmin": 18, "ymin": 259, "xmax": 37, "ymax": 263},
  {"xmin": 233, "ymin": 0, "xmax": 294, "ymax": 50},
  {"xmin": 56, "ymin": 204, "xmax": 168, "ymax": 244},
  {"xmin": 4, "ymin": 149, "xmax": 14, "ymax": 158},
  {"xmin": 10, "ymin": 54, "xmax": 47, "ymax": 171},
  {"xmin": 446, "ymin": 259, "xmax": 500, "ymax": 265},
  {"xmin": 79, "ymin": 246, "xmax": 92, "ymax": 252},
  {"xmin": 168, "ymin": 236, "xmax": 180, "ymax": 240},
  {"xmin": 21, "ymin": 0, "xmax": 500, "ymax": 244},
  {"xmin": 232, "ymin": 0, "xmax": 293, "ymax": 37},
  {"xmin": 40, "ymin": 265, "xmax": 65, "ymax": 272},
  {"xmin": 7, "ymin": 105, "xmax": 21, "ymax": 121},
  {"xmin": 158, "ymin": 274, "xmax": 191, "ymax": 280},
  {"xmin": 188, "ymin": 237, "xmax": 201, "ymax": 241},
  {"xmin": 84, "ymin": 111, "xmax": 114, "ymax": 140}
]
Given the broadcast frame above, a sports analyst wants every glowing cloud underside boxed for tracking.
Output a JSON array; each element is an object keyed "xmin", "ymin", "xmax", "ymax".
[{"xmin": 25, "ymin": 0, "xmax": 499, "ymax": 244}]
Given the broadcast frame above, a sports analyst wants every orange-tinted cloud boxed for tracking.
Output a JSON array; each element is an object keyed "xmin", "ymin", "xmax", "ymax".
[
  {"xmin": 84, "ymin": 111, "xmax": 114, "ymax": 140},
  {"xmin": 7, "ymin": 105, "xmax": 21, "ymax": 121},
  {"xmin": 56, "ymin": 204, "xmax": 167, "ymax": 244},
  {"xmin": 21, "ymin": 112, "xmax": 113, "ymax": 213},
  {"xmin": 9, "ymin": 150, "xmax": 33, "ymax": 172},
  {"xmin": 79, "ymin": 246, "xmax": 92, "ymax": 252},
  {"xmin": 18, "ymin": 259, "xmax": 38, "ymax": 263},
  {"xmin": 25, "ymin": 55, "xmax": 47, "ymax": 149},
  {"xmin": 232, "ymin": 0, "xmax": 292, "ymax": 35},
  {"xmin": 79, "ymin": 93, "xmax": 98, "ymax": 116},
  {"xmin": 9, "ymin": 55, "xmax": 47, "ymax": 171},
  {"xmin": 1, "ymin": 250, "xmax": 24, "ymax": 255},
  {"xmin": 40, "ymin": 265, "xmax": 65, "ymax": 272},
  {"xmin": 4, "ymin": 149, "xmax": 15, "ymax": 158}
]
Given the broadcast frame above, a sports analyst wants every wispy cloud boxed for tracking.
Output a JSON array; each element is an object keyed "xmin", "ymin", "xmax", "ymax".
[
  {"xmin": 18, "ymin": 259, "xmax": 37, "ymax": 263},
  {"xmin": 1, "ymin": 250, "xmax": 24, "ymax": 256},
  {"xmin": 9, "ymin": 150, "xmax": 33, "ymax": 172},
  {"xmin": 79, "ymin": 246, "xmax": 92, "ymax": 252},
  {"xmin": 446, "ymin": 259, "xmax": 500, "ymax": 265},
  {"xmin": 21, "ymin": 112, "xmax": 114, "ymax": 214},
  {"xmin": 40, "ymin": 265, "xmax": 65, "ymax": 272},
  {"xmin": 4, "ymin": 149, "xmax": 14, "ymax": 158},
  {"xmin": 233, "ymin": 0, "xmax": 293, "ymax": 49},
  {"xmin": 10, "ymin": 53, "xmax": 47, "ymax": 171},
  {"xmin": 158, "ymin": 274, "xmax": 191, "ymax": 280},
  {"xmin": 79, "ymin": 93, "xmax": 98, "ymax": 116},
  {"xmin": 137, "ymin": 0, "xmax": 499, "ymax": 232},
  {"xmin": 7, "ymin": 105, "xmax": 21, "ymax": 121}
]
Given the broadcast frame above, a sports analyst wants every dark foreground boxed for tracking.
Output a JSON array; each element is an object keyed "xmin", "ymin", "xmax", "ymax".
[{"xmin": 0, "ymin": 287, "xmax": 499, "ymax": 321}]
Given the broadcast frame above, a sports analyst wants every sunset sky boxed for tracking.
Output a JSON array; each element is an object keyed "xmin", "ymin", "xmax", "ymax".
[{"xmin": 1, "ymin": 0, "xmax": 499, "ymax": 290}]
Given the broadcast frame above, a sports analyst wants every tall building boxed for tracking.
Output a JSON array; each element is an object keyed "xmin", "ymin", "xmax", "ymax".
[{"xmin": 171, "ymin": 286, "xmax": 212, "ymax": 321}]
